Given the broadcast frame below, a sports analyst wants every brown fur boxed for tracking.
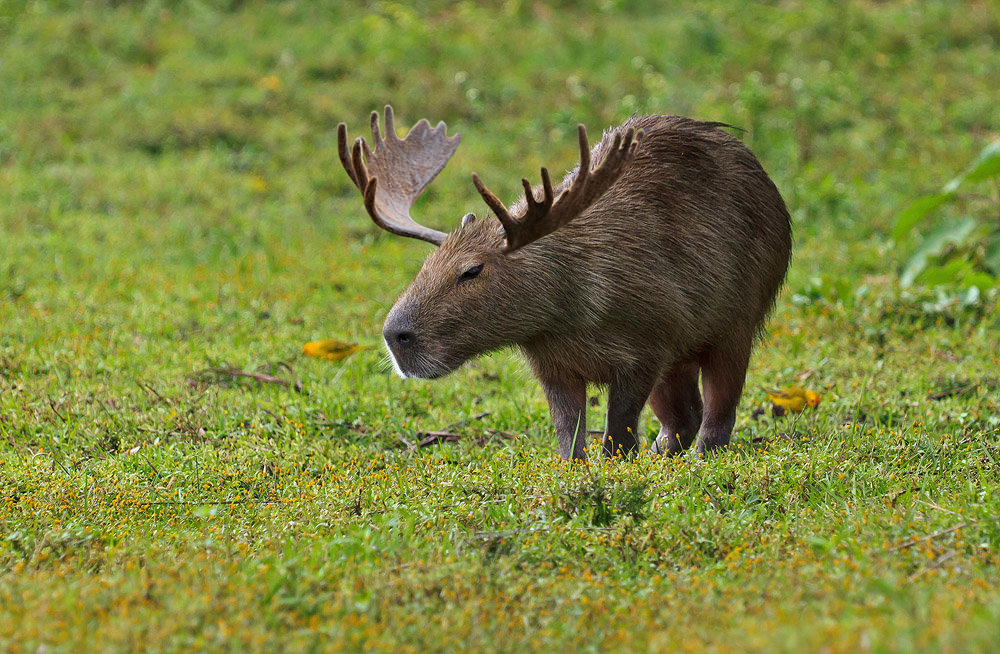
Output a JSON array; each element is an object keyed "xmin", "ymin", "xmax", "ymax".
[{"xmin": 381, "ymin": 115, "xmax": 791, "ymax": 460}]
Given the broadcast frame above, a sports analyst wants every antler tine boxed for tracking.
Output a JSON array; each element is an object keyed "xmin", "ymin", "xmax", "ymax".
[
  {"xmin": 336, "ymin": 105, "xmax": 461, "ymax": 247},
  {"xmin": 472, "ymin": 173, "xmax": 518, "ymax": 237},
  {"xmin": 370, "ymin": 108, "xmax": 383, "ymax": 148},
  {"xmin": 383, "ymin": 105, "xmax": 396, "ymax": 141},
  {"xmin": 350, "ymin": 139, "xmax": 370, "ymax": 191},
  {"xmin": 362, "ymin": 177, "xmax": 382, "ymax": 229},
  {"xmin": 576, "ymin": 125, "xmax": 591, "ymax": 179},
  {"xmin": 522, "ymin": 168, "xmax": 554, "ymax": 213},
  {"xmin": 476, "ymin": 123, "xmax": 643, "ymax": 253},
  {"xmin": 337, "ymin": 123, "xmax": 360, "ymax": 190}
]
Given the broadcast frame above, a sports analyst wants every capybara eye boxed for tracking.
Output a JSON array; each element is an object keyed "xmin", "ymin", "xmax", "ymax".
[{"xmin": 458, "ymin": 263, "xmax": 484, "ymax": 283}]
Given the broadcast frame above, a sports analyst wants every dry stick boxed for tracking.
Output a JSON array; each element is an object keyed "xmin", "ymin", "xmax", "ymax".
[
  {"xmin": 263, "ymin": 361, "xmax": 303, "ymax": 392},
  {"xmin": 887, "ymin": 522, "xmax": 974, "ymax": 552},
  {"xmin": 418, "ymin": 428, "xmax": 513, "ymax": 449},
  {"xmin": 143, "ymin": 455, "xmax": 161, "ymax": 479},
  {"xmin": 142, "ymin": 498, "xmax": 289, "ymax": 507},
  {"xmin": 400, "ymin": 412, "xmax": 495, "ymax": 450},
  {"xmin": 915, "ymin": 498, "xmax": 962, "ymax": 516},
  {"xmin": 137, "ymin": 380, "xmax": 171, "ymax": 405},
  {"xmin": 48, "ymin": 398, "xmax": 67, "ymax": 423},
  {"xmin": 269, "ymin": 361, "xmax": 297, "ymax": 377},
  {"xmin": 49, "ymin": 455, "xmax": 71, "ymax": 476},
  {"xmin": 908, "ymin": 550, "xmax": 957, "ymax": 582},
  {"xmin": 260, "ymin": 408, "xmax": 284, "ymax": 424},
  {"xmin": 417, "ymin": 431, "xmax": 462, "ymax": 447},
  {"xmin": 927, "ymin": 378, "xmax": 998, "ymax": 401},
  {"xmin": 444, "ymin": 411, "xmax": 491, "ymax": 431}
]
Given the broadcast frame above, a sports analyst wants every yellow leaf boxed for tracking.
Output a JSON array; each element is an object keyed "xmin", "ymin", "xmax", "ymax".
[
  {"xmin": 302, "ymin": 339, "xmax": 366, "ymax": 362},
  {"xmin": 248, "ymin": 175, "xmax": 269, "ymax": 193},
  {"xmin": 765, "ymin": 386, "xmax": 822, "ymax": 414},
  {"xmin": 256, "ymin": 75, "xmax": 281, "ymax": 91}
]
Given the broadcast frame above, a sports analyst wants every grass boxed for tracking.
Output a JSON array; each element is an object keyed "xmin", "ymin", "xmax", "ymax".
[{"xmin": 2, "ymin": 0, "xmax": 1000, "ymax": 651}]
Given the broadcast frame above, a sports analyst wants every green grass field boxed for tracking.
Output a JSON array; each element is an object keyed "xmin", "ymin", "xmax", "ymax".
[{"xmin": 2, "ymin": 1, "xmax": 1000, "ymax": 651}]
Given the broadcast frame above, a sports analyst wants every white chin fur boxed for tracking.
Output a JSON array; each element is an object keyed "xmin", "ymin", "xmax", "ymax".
[{"xmin": 384, "ymin": 337, "xmax": 408, "ymax": 379}]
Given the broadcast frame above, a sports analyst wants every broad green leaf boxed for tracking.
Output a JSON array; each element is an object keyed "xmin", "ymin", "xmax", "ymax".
[
  {"xmin": 964, "ymin": 140, "xmax": 1000, "ymax": 184},
  {"xmin": 984, "ymin": 234, "xmax": 1000, "ymax": 276},
  {"xmin": 892, "ymin": 192, "xmax": 952, "ymax": 240},
  {"xmin": 900, "ymin": 218, "xmax": 976, "ymax": 287},
  {"xmin": 941, "ymin": 140, "xmax": 1000, "ymax": 192},
  {"xmin": 916, "ymin": 258, "xmax": 970, "ymax": 286},
  {"xmin": 961, "ymin": 272, "xmax": 999, "ymax": 291}
]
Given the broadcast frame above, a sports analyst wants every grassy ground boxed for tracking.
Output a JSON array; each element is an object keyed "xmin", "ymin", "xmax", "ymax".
[{"xmin": 2, "ymin": 1, "xmax": 1000, "ymax": 651}]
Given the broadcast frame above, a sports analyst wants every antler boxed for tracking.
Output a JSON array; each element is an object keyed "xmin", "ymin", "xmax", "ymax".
[
  {"xmin": 338, "ymin": 105, "xmax": 461, "ymax": 246},
  {"xmin": 472, "ymin": 124, "xmax": 642, "ymax": 253}
]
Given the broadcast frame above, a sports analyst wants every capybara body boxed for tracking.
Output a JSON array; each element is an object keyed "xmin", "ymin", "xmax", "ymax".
[{"xmin": 342, "ymin": 109, "xmax": 791, "ymax": 460}]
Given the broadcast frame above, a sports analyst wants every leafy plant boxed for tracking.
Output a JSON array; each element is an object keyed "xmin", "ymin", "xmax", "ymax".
[{"xmin": 893, "ymin": 140, "xmax": 1000, "ymax": 289}]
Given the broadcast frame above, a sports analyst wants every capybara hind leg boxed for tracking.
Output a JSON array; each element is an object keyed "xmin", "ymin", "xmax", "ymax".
[
  {"xmin": 697, "ymin": 341, "xmax": 752, "ymax": 454},
  {"xmin": 648, "ymin": 360, "xmax": 703, "ymax": 455}
]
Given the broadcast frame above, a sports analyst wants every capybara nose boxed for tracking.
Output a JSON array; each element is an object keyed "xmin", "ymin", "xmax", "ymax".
[
  {"xmin": 389, "ymin": 329, "xmax": 414, "ymax": 348},
  {"xmin": 383, "ymin": 311, "xmax": 416, "ymax": 351}
]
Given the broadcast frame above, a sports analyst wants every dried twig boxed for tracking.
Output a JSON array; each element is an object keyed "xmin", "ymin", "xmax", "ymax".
[
  {"xmin": 136, "ymin": 380, "xmax": 172, "ymax": 405},
  {"xmin": 915, "ymin": 498, "xmax": 962, "ymax": 516},
  {"xmin": 887, "ymin": 522, "xmax": 974, "ymax": 552},
  {"xmin": 49, "ymin": 455, "xmax": 71, "ymax": 476},
  {"xmin": 260, "ymin": 408, "xmax": 283, "ymax": 423},
  {"xmin": 927, "ymin": 378, "xmax": 998, "ymax": 401},
  {"xmin": 908, "ymin": 550, "xmax": 957, "ymax": 582},
  {"xmin": 262, "ymin": 361, "xmax": 303, "ymax": 390},
  {"xmin": 445, "ymin": 411, "xmax": 491, "ymax": 431},
  {"xmin": 48, "ymin": 398, "xmax": 67, "ymax": 423},
  {"xmin": 142, "ymin": 498, "xmax": 289, "ymax": 507},
  {"xmin": 417, "ymin": 431, "xmax": 463, "ymax": 447},
  {"xmin": 143, "ymin": 455, "xmax": 161, "ymax": 479},
  {"xmin": 189, "ymin": 366, "xmax": 304, "ymax": 392},
  {"xmin": 401, "ymin": 424, "xmax": 513, "ymax": 450}
]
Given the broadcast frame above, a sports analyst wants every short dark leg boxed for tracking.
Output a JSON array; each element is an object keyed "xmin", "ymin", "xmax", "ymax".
[
  {"xmin": 540, "ymin": 376, "xmax": 589, "ymax": 461},
  {"xmin": 648, "ymin": 360, "xmax": 703, "ymax": 455},
  {"xmin": 604, "ymin": 369, "xmax": 659, "ymax": 458},
  {"xmin": 697, "ymin": 339, "xmax": 752, "ymax": 454}
]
